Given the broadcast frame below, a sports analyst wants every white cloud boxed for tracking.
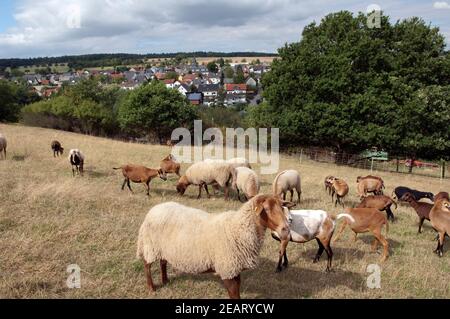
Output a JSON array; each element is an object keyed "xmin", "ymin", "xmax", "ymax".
[
  {"xmin": 0, "ymin": 0, "xmax": 449, "ymax": 58},
  {"xmin": 433, "ymin": 1, "xmax": 450, "ymax": 9}
]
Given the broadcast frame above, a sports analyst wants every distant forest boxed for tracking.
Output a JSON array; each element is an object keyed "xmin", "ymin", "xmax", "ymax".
[{"xmin": 0, "ymin": 52, "xmax": 277, "ymax": 70}]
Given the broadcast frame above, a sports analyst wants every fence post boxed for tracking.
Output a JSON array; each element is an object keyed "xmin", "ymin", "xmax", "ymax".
[
  {"xmin": 396, "ymin": 158, "xmax": 399, "ymax": 173},
  {"xmin": 299, "ymin": 148, "xmax": 303, "ymax": 164},
  {"xmin": 441, "ymin": 160, "xmax": 446, "ymax": 179}
]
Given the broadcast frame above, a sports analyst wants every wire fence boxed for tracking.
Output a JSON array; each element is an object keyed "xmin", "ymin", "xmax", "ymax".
[{"xmin": 285, "ymin": 147, "xmax": 448, "ymax": 180}]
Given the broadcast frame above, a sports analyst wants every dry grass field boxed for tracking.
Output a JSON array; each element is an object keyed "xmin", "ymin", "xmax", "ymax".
[{"xmin": 0, "ymin": 123, "xmax": 449, "ymax": 299}]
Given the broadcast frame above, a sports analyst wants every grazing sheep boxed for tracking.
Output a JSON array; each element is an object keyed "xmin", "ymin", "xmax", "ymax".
[
  {"xmin": 357, "ymin": 195, "xmax": 397, "ymax": 222},
  {"xmin": 113, "ymin": 164, "xmax": 167, "ymax": 196},
  {"xmin": 160, "ymin": 154, "xmax": 181, "ymax": 177},
  {"xmin": 136, "ymin": 194, "xmax": 291, "ymax": 299},
  {"xmin": 330, "ymin": 177, "xmax": 349, "ymax": 207},
  {"xmin": 272, "ymin": 170, "xmax": 302, "ymax": 203},
  {"xmin": 0, "ymin": 133, "xmax": 7, "ymax": 159},
  {"xmin": 68, "ymin": 149, "xmax": 84, "ymax": 177},
  {"xmin": 176, "ymin": 161, "xmax": 237, "ymax": 200},
  {"xmin": 429, "ymin": 199, "xmax": 450, "ymax": 257},
  {"xmin": 434, "ymin": 192, "xmax": 449, "ymax": 202},
  {"xmin": 357, "ymin": 175, "xmax": 384, "ymax": 198},
  {"xmin": 392, "ymin": 186, "xmax": 434, "ymax": 202},
  {"xmin": 234, "ymin": 167, "xmax": 260, "ymax": 202},
  {"xmin": 400, "ymin": 192, "xmax": 434, "ymax": 233},
  {"xmin": 334, "ymin": 207, "xmax": 389, "ymax": 262},
  {"xmin": 51, "ymin": 140, "xmax": 64, "ymax": 157},
  {"xmin": 324, "ymin": 175, "xmax": 335, "ymax": 195},
  {"xmin": 272, "ymin": 208, "xmax": 335, "ymax": 272}
]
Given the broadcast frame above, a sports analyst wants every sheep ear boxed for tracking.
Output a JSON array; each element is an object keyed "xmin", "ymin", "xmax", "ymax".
[
  {"xmin": 253, "ymin": 196, "xmax": 267, "ymax": 215},
  {"xmin": 282, "ymin": 201, "xmax": 296, "ymax": 209}
]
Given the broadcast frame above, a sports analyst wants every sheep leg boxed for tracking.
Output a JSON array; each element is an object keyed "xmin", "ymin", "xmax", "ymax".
[
  {"xmin": 371, "ymin": 238, "xmax": 379, "ymax": 252},
  {"xmin": 313, "ymin": 238, "xmax": 325, "ymax": 263},
  {"xmin": 145, "ymin": 181, "xmax": 151, "ymax": 196},
  {"xmin": 121, "ymin": 179, "xmax": 127, "ymax": 190},
  {"xmin": 324, "ymin": 243, "xmax": 333, "ymax": 272},
  {"xmin": 203, "ymin": 184, "xmax": 211, "ymax": 199},
  {"xmin": 72, "ymin": 166, "xmax": 76, "ymax": 177},
  {"xmin": 386, "ymin": 206, "xmax": 395, "ymax": 222},
  {"xmin": 236, "ymin": 188, "xmax": 243, "ymax": 202},
  {"xmin": 296, "ymin": 190, "xmax": 301, "ymax": 203},
  {"xmin": 289, "ymin": 190, "xmax": 294, "ymax": 202},
  {"xmin": 373, "ymin": 228, "xmax": 389, "ymax": 262},
  {"xmin": 282, "ymin": 250, "xmax": 288, "ymax": 268},
  {"xmin": 160, "ymin": 260, "xmax": 169, "ymax": 285},
  {"xmin": 333, "ymin": 221, "xmax": 347, "ymax": 242},
  {"xmin": 352, "ymin": 231, "xmax": 358, "ymax": 242},
  {"xmin": 197, "ymin": 185, "xmax": 203, "ymax": 199},
  {"xmin": 223, "ymin": 275, "xmax": 241, "ymax": 299},
  {"xmin": 283, "ymin": 192, "xmax": 286, "ymax": 201},
  {"xmin": 144, "ymin": 261, "xmax": 155, "ymax": 292},
  {"xmin": 418, "ymin": 218, "xmax": 425, "ymax": 234},
  {"xmin": 276, "ymin": 239, "xmax": 289, "ymax": 272},
  {"xmin": 224, "ymin": 184, "xmax": 230, "ymax": 201},
  {"xmin": 126, "ymin": 179, "xmax": 133, "ymax": 193}
]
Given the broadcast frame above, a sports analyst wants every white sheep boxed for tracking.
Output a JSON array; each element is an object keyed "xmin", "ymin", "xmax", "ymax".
[
  {"xmin": 0, "ymin": 133, "xmax": 7, "ymax": 160},
  {"xmin": 176, "ymin": 161, "xmax": 237, "ymax": 200},
  {"xmin": 136, "ymin": 194, "xmax": 291, "ymax": 299},
  {"xmin": 272, "ymin": 169, "xmax": 302, "ymax": 203},
  {"xmin": 234, "ymin": 167, "xmax": 260, "ymax": 201},
  {"xmin": 204, "ymin": 157, "xmax": 251, "ymax": 169},
  {"xmin": 68, "ymin": 149, "xmax": 85, "ymax": 177},
  {"xmin": 271, "ymin": 209, "xmax": 335, "ymax": 272}
]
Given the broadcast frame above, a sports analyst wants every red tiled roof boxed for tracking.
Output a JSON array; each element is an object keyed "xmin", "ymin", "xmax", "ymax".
[
  {"xmin": 225, "ymin": 84, "xmax": 247, "ymax": 91},
  {"xmin": 155, "ymin": 72, "xmax": 166, "ymax": 80},
  {"xmin": 163, "ymin": 79, "xmax": 175, "ymax": 84}
]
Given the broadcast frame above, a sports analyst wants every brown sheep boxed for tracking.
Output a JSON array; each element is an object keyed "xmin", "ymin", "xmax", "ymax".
[
  {"xmin": 429, "ymin": 199, "xmax": 450, "ymax": 257},
  {"xmin": 51, "ymin": 140, "xmax": 64, "ymax": 157},
  {"xmin": 434, "ymin": 192, "xmax": 450, "ymax": 202},
  {"xmin": 324, "ymin": 175, "xmax": 335, "ymax": 195},
  {"xmin": 113, "ymin": 164, "xmax": 167, "ymax": 196},
  {"xmin": 357, "ymin": 195, "xmax": 397, "ymax": 222},
  {"xmin": 357, "ymin": 175, "xmax": 384, "ymax": 198},
  {"xmin": 400, "ymin": 192, "xmax": 434, "ymax": 234},
  {"xmin": 160, "ymin": 154, "xmax": 181, "ymax": 177},
  {"xmin": 330, "ymin": 177, "xmax": 349, "ymax": 207},
  {"xmin": 334, "ymin": 207, "xmax": 389, "ymax": 262}
]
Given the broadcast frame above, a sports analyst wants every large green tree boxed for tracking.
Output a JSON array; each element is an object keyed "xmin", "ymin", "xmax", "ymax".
[
  {"xmin": 117, "ymin": 81, "xmax": 197, "ymax": 143},
  {"xmin": 251, "ymin": 11, "xmax": 450, "ymax": 160},
  {"xmin": 0, "ymin": 80, "xmax": 40, "ymax": 122}
]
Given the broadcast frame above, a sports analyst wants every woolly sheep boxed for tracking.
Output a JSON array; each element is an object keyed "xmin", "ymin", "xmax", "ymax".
[
  {"xmin": 272, "ymin": 170, "xmax": 302, "ymax": 203},
  {"xmin": 136, "ymin": 194, "xmax": 291, "ymax": 299},
  {"xmin": 176, "ymin": 161, "xmax": 237, "ymax": 200},
  {"xmin": 204, "ymin": 157, "xmax": 251, "ymax": 169},
  {"xmin": 0, "ymin": 133, "xmax": 6, "ymax": 160},
  {"xmin": 234, "ymin": 167, "xmax": 260, "ymax": 201}
]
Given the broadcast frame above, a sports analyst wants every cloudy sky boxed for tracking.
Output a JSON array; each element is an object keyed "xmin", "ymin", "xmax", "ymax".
[{"xmin": 0, "ymin": 0, "xmax": 449, "ymax": 58}]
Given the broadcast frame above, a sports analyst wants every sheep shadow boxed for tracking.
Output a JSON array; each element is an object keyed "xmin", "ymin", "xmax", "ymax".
[
  {"xmin": 86, "ymin": 170, "xmax": 113, "ymax": 178},
  {"xmin": 164, "ymin": 257, "xmax": 364, "ymax": 298},
  {"xmin": 243, "ymin": 257, "xmax": 364, "ymax": 298}
]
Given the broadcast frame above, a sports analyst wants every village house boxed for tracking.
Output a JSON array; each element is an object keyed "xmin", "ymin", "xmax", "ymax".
[
  {"xmin": 197, "ymin": 84, "xmax": 220, "ymax": 106},
  {"xmin": 225, "ymin": 83, "xmax": 247, "ymax": 106},
  {"xmin": 187, "ymin": 92, "xmax": 203, "ymax": 105}
]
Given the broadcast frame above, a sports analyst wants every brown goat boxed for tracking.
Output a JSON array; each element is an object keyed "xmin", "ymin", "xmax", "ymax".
[
  {"xmin": 357, "ymin": 175, "xmax": 384, "ymax": 198},
  {"xmin": 401, "ymin": 192, "xmax": 434, "ymax": 234},
  {"xmin": 160, "ymin": 154, "xmax": 181, "ymax": 177},
  {"xmin": 330, "ymin": 177, "xmax": 349, "ymax": 207},
  {"xmin": 434, "ymin": 192, "xmax": 450, "ymax": 202},
  {"xmin": 334, "ymin": 207, "xmax": 389, "ymax": 262},
  {"xmin": 113, "ymin": 164, "xmax": 167, "ymax": 196},
  {"xmin": 429, "ymin": 199, "xmax": 450, "ymax": 257},
  {"xmin": 357, "ymin": 195, "xmax": 397, "ymax": 222}
]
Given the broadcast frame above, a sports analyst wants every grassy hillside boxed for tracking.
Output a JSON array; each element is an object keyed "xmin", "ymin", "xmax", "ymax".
[{"xmin": 0, "ymin": 123, "xmax": 449, "ymax": 298}]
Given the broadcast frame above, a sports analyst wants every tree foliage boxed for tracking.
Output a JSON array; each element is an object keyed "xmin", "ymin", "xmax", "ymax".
[
  {"xmin": 251, "ymin": 11, "xmax": 450, "ymax": 159},
  {"xmin": 117, "ymin": 81, "xmax": 197, "ymax": 142}
]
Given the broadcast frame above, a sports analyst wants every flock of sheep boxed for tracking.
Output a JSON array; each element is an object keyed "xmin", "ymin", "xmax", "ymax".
[{"xmin": 1, "ymin": 133, "xmax": 449, "ymax": 299}]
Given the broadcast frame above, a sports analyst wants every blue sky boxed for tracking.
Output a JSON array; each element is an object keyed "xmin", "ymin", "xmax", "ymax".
[
  {"xmin": 0, "ymin": 0, "xmax": 449, "ymax": 58},
  {"xmin": 0, "ymin": 0, "xmax": 15, "ymax": 32}
]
